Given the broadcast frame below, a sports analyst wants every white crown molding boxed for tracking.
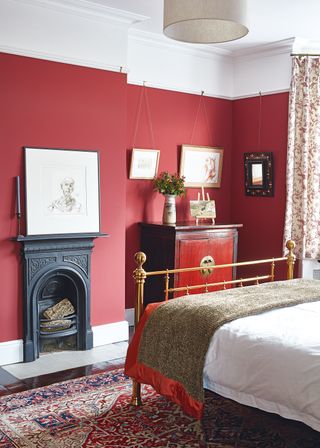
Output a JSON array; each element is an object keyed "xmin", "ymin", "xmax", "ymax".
[
  {"xmin": 293, "ymin": 37, "xmax": 320, "ymax": 54},
  {"xmin": 0, "ymin": 44, "xmax": 129, "ymax": 73},
  {"xmin": 129, "ymin": 30, "xmax": 295, "ymax": 64},
  {"xmin": 233, "ymin": 37, "xmax": 296, "ymax": 61},
  {"xmin": 9, "ymin": 0, "xmax": 148, "ymax": 27},
  {"xmin": 129, "ymin": 29, "xmax": 233, "ymax": 61}
]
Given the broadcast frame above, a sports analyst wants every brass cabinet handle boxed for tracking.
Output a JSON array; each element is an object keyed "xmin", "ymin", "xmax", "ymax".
[{"xmin": 200, "ymin": 255, "xmax": 215, "ymax": 277}]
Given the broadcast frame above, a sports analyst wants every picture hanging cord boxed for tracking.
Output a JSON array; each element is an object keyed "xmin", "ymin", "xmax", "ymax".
[
  {"xmin": 258, "ymin": 90, "xmax": 262, "ymax": 151},
  {"xmin": 132, "ymin": 82, "xmax": 156, "ymax": 149},
  {"xmin": 190, "ymin": 91, "xmax": 212, "ymax": 145}
]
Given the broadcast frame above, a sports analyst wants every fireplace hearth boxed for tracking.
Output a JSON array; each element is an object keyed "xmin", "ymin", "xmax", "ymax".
[{"xmin": 17, "ymin": 233, "xmax": 106, "ymax": 362}]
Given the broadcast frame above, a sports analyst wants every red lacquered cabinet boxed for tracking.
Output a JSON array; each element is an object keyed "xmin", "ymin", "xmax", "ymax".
[{"xmin": 140, "ymin": 222, "xmax": 242, "ymax": 306}]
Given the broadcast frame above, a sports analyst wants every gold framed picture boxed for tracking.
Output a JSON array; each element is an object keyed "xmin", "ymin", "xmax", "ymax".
[{"xmin": 179, "ymin": 144, "xmax": 224, "ymax": 188}]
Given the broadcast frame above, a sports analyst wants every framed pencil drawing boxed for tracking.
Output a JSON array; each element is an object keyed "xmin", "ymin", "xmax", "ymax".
[
  {"xmin": 25, "ymin": 147, "xmax": 100, "ymax": 235},
  {"xmin": 244, "ymin": 152, "xmax": 274, "ymax": 196},
  {"xmin": 179, "ymin": 145, "xmax": 224, "ymax": 188},
  {"xmin": 129, "ymin": 148, "xmax": 160, "ymax": 179}
]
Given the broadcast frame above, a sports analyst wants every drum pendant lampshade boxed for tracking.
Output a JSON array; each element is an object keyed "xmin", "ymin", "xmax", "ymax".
[{"xmin": 163, "ymin": 0, "xmax": 248, "ymax": 44}]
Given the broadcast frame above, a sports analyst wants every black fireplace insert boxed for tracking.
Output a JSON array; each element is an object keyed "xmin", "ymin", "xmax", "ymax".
[{"xmin": 17, "ymin": 233, "xmax": 107, "ymax": 362}]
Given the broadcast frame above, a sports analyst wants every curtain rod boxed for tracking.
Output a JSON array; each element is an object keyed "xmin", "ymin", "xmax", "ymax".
[{"xmin": 291, "ymin": 53, "xmax": 320, "ymax": 57}]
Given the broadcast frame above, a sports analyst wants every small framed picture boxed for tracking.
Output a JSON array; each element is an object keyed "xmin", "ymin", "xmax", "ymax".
[
  {"xmin": 244, "ymin": 152, "xmax": 274, "ymax": 196},
  {"xmin": 129, "ymin": 148, "xmax": 160, "ymax": 180},
  {"xmin": 25, "ymin": 147, "xmax": 100, "ymax": 235},
  {"xmin": 179, "ymin": 145, "xmax": 224, "ymax": 188},
  {"xmin": 190, "ymin": 200, "xmax": 216, "ymax": 219}
]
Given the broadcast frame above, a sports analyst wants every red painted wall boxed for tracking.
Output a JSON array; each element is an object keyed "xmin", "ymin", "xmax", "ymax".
[
  {"xmin": 0, "ymin": 52, "xmax": 291, "ymax": 343},
  {"xmin": 126, "ymin": 85, "xmax": 233, "ymax": 308},
  {"xmin": 0, "ymin": 53, "xmax": 127, "ymax": 343},
  {"xmin": 231, "ymin": 93, "xmax": 289, "ymax": 276}
]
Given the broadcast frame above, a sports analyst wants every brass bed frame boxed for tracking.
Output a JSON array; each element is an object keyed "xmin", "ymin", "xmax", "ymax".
[{"xmin": 130, "ymin": 240, "xmax": 296, "ymax": 406}]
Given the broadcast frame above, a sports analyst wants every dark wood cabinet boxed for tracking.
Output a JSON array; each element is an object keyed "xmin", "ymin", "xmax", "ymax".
[{"xmin": 140, "ymin": 222, "xmax": 242, "ymax": 306}]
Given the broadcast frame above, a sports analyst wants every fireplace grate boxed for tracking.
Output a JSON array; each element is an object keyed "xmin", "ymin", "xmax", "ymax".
[{"xmin": 39, "ymin": 314, "xmax": 77, "ymax": 338}]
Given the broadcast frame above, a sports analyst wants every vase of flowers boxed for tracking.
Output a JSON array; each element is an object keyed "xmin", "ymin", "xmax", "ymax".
[{"xmin": 153, "ymin": 172, "xmax": 186, "ymax": 224}]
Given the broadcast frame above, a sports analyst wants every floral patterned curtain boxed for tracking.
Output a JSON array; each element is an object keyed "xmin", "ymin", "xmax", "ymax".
[{"xmin": 283, "ymin": 56, "xmax": 320, "ymax": 259}]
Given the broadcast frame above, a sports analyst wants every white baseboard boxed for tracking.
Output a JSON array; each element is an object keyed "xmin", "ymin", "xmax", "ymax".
[
  {"xmin": 0, "ymin": 339, "xmax": 24, "ymax": 366},
  {"xmin": 125, "ymin": 308, "xmax": 134, "ymax": 327},
  {"xmin": 92, "ymin": 320, "xmax": 129, "ymax": 347},
  {"xmin": 0, "ymin": 320, "xmax": 129, "ymax": 366}
]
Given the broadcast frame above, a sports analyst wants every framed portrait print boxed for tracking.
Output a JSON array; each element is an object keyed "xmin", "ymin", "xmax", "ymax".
[
  {"xmin": 179, "ymin": 145, "xmax": 224, "ymax": 188},
  {"xmin": 244, "ymin": 152, "xmax": 274, "ymax": 196},
  {"xmin": 129, "ymin": 148, "xmax": 160, "ymax": 180},
  {"xmin": 25, "ymin": 147, "xmax": 100, "ymax": 235}
]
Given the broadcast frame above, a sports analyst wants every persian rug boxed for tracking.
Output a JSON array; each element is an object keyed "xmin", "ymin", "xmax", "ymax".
[{"xmin": 0, "ymin": 368, "xmax": 319, "ymax": 448}]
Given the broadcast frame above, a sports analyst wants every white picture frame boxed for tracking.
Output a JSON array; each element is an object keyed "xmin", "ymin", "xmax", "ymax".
[
  {"xmin": 129, "ymin": 148, "xmax": 160, "ymax": 180},
  {"xmin": 24, "ymin": 147, "xmax": 100, "ymax": 235}
]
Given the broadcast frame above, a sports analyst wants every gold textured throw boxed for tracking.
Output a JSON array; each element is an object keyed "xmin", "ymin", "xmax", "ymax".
[{"xmin": 138, "ymin": 279, "xmax": 320, "ymax": 404}]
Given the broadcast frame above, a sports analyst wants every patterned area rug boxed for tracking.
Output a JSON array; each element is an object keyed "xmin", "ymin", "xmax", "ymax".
[{"xmin": 0, "ymin": 368, "xmax": 319, "ymax": 447}]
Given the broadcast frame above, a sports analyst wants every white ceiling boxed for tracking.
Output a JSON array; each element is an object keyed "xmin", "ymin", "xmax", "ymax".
[{"xmin": 90, "ymin": 0, "xmax": 320, "ymax": 53}]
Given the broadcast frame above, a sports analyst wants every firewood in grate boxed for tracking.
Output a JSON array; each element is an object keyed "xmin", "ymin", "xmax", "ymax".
[
  {"xmin": 40, "ymin": 319, "xmax": 72, "ymax": 332},
  {"xmin": 43, "ymin": 298, "xmax": 75, "ymax": 320}
]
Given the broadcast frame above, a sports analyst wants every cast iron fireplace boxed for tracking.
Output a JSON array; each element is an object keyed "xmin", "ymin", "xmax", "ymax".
[{"xmin": 18, "ymin": 234, "xmax": 104, "ymax": 362}]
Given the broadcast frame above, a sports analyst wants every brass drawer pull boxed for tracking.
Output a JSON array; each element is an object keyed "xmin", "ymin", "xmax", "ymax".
[{"xmin": 200, "ymin": 255, "xmax": 215, "ymax": 277}]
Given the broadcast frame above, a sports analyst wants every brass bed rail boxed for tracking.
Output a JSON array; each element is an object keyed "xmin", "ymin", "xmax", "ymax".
[
  {"xmin": 130, "ymin": 240, "xmax": 296, "ymax": 406},
  {"xmin": 169, "ymin": 274, "xmax": 273, "ymax": 295}
]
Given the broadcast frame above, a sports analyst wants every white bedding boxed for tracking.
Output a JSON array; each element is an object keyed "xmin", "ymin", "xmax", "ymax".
[{"xmin": 203, "ymin": 300, "xmax": 320, "ymax": 432}]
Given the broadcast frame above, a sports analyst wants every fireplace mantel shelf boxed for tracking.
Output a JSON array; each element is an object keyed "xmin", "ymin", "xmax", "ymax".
[{"xmin": 16, "ymin": 232, "xmax": 109, "ymax": 242}]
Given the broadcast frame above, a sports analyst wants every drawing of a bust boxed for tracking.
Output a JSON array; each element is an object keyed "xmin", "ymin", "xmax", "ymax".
[{"xmin": 48, "ymin": 177, "xmax": 81, "ymax": 214}]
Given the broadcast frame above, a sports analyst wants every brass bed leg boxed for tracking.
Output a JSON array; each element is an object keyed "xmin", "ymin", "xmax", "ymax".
[
  {"xmin": 131, "ymin": 380, "xmax": 142, "ymax": 406},
  {"xmin": 130, "ymin": 251, "xmax": 147, "ymax": 407},
  {"xmin": 286, "ymin": 240, "xmax": 296, "ymax": 280}
]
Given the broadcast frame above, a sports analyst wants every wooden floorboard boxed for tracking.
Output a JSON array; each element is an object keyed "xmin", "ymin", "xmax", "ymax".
[
  {"xmin": 0, "ymin": 357, "xmax": 125, "ymax": 397},
  {"xmin": 0, "ymin": 328, "xmax": 132, "ymax": 396}
]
